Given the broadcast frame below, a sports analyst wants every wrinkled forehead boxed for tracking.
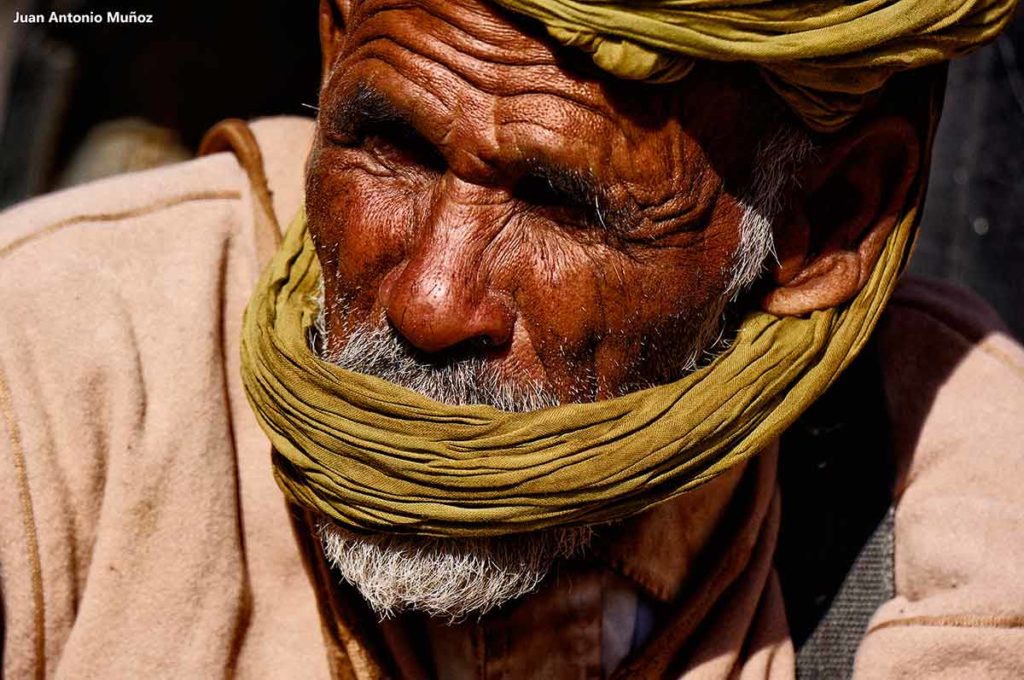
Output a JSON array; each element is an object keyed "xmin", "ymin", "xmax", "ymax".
[
  {"xmin": 325, "ymin": 0, "xmax": 581, "ymax": 96},
  {"xmin": 320, "ymin": 0, "xmax": 777, "ymax": 188}
]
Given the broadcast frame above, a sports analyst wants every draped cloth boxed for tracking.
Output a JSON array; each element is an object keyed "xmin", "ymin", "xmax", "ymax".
[{"xmin": 489, "ymin": 0, "xmax": 1017, "ymax": 131}]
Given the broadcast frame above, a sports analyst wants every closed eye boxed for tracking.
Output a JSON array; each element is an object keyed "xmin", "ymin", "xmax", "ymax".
[
  {"xmin": 327, "ymin": 84, "xmax": 447, "ymax": 173},
  {"xmin": 512, "ymin": 168, "xmax": 620, "ymax": 232},
  {"xmin": 513, "ymin": 173, "xmax": 575, "ymax": 208},
  {"xmin": 362, "ymin": 121, "xmax": 447, "ymax": 173}
]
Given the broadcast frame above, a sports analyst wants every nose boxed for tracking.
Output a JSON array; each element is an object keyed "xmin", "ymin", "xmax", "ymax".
[
  {"xmin": 381, "ymin": 271, "xmax": 514, "ymax": 354},
  {"xmin": 380, "ymin": 179, "xmax": 516, "ymax": 355}
]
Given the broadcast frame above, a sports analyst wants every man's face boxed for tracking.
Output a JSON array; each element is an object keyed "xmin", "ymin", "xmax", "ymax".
[
  {"xmin": 306, "ymin": 0, "xmax": 781, "ymax": 404},
  {"xmin": 305, "ymin": 0, "xmax": 789, "ymax": 619}
]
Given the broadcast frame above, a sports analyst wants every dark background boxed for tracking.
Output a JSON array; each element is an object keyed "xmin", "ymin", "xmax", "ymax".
[{"xmin": 2, "ymin": 0, "xmax": 1021, "ymax": 336}]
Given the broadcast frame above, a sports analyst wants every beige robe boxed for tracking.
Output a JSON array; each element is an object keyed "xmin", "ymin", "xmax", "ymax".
[{"xmin": 1, "ymin": 117, "xmax": 1022, "ymax": 679}]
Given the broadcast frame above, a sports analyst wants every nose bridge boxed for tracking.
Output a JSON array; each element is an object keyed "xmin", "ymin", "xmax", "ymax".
[
  {"xmin": 383, "ymin": 173, "xmax": 514, "ymax": 353},
  {"xmin": 408, "ymin": 174, "xmax": 502, "ymax": 298}
]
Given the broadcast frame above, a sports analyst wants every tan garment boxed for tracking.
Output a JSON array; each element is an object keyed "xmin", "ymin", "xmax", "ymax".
[
  {"xmin": 1, "ymin": 117, "xmax": 1023, "ymax": 679},
  {"xmin": 0, "ymin": 117, "xmax": 326, "ymax": 680},
  {"xmin": 854, "ymin": 280, "xmax": 1024, "ymax": 679}
]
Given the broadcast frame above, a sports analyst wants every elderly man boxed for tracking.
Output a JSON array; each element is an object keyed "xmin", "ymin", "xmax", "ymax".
[{"xmin": 2, "ymin": 0, "xmax": 1023, "ymax": 678}]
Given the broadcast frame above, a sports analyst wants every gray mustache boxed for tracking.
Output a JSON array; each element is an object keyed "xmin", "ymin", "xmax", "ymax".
[{"xmin": 317, "ymin": 319, "xmax": 560, "ymax": 413}]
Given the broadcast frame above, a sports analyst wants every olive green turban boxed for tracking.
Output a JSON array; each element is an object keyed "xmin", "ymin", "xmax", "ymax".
[{"xmin": 489, "ymin": 0, "xmax": 1018, "ymax": 131}]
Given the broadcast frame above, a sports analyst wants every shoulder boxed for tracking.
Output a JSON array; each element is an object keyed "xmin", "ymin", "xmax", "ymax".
[
  {"xmin": 0, "ymin": 114, "xmax": 314, "ymax": 374},
  {"xmin": 0, "ymin": 114, "xmax": 316, "ymax": 468},
  {"xmin": 0, "ymin": 114, "xmax": 313, "ymax": 278},
  {"xmin": 875, "ymin": 276, "xmax": 1023, "ymax": 474},
  {"xmin": 0, "ymin": 112, "xmax": 314, "ymax": 445},
  {"xmin": 0, "ymin": 146, "xmax": 246, "ymax": 251},
  {"xmin": 881, "ymin": 276, "xmax": 1014, "ymax": 348},
  {"xmin": 855, "ymin": 277, "xmax": 1024, "ymax": 678},
  {"xmin": 0, "ymin": 150, "xmax": 248, "ymax": 306},
  {"xmin": 0, "ymin": 150, "xmax": 254, "ymax": 418}
]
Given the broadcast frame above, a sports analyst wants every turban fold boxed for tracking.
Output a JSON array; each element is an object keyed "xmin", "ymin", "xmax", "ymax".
[{"xmin": 489, "ymin": 0, "xmax": 1018, "ymax": 130}]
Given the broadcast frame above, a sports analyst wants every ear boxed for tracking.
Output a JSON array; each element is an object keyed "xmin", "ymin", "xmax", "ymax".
[
  {"xmin": 319, "ymin": 0, "xmax": 351, "ymax": 83},
  {"xmin": 761, "ymin": 116, "xmax": 920, "ymax": 316}
]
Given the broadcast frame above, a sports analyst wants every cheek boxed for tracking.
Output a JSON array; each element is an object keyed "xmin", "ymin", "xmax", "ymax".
[
  {"xmin": 586, "ymin": 228, "xmax": 741, "ymax": 389},
  {"xmin": 582, "ymin": 237, "xmax": 737, "ymax": 341},
  {"xmin": 496, "ymin": 202, "xmax": 743, "ymax": 390},
  {"xmin": 502, "ymin": 235, "xmax": 708, "ymax": 389},
  {"xmin": 509, "ymin": 229, "xmax": 623, "ymax": 345},
  {"xmin": 306, "ymin": 146, "xmax": 424, "ymax": 312},
  {"xmin": 625, "ymin": 196, "xmax": 746, "ymax": 324}
]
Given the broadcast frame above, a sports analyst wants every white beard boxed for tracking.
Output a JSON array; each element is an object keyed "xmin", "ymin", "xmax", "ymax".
[{"xmin": 318, "ymin": 520, "xmax": 593, "ymax": 621}]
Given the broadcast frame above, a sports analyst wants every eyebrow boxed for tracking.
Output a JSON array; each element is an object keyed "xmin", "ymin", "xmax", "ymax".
[{"xmin": 332, "ymin": 84, "xmax": 413, "ymax": 137}]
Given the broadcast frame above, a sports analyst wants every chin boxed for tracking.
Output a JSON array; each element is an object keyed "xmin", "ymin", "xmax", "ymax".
[{"xmin": 317, "ymin": 520, "xmax": 594, "ymax": 621}]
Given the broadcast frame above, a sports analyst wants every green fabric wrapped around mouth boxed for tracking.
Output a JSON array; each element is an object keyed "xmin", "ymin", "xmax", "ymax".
[
  {"xmin": 488, "ymin": 0, "xmax": 1017, "ymax": 131},
  {"xmin": 239, "ymin": 73, "xmax": 944, "ymax": 538}
]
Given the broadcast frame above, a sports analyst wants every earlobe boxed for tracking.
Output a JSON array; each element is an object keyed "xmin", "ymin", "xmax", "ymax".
[
  {"xmin": 319, "ymin": 0, "xmax": 350, "ymax": 82},
  {"xmin": 761, "ymin": 116, "xmax": 920, "ymax": 316}
]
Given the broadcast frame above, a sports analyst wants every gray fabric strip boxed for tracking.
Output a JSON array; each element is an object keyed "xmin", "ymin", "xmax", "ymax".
[{"xmin": 795, "ymin": 507, "xmax": 895, "ymax": 679}]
